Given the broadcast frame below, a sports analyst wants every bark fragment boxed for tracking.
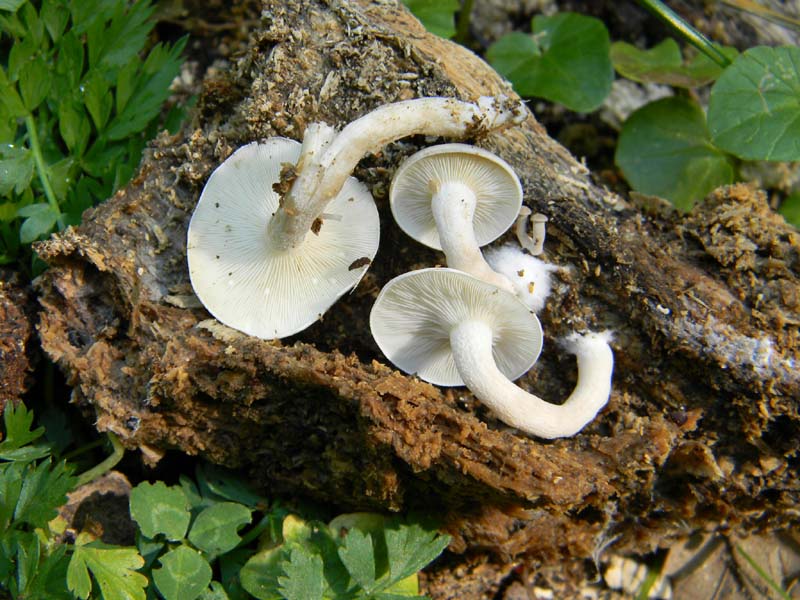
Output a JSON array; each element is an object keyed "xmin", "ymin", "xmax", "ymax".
[{"xmin": 0, "ymin": 269, "xmax": 36, "ymax": 410}]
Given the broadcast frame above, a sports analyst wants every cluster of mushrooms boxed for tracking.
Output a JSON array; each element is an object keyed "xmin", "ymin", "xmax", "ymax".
[{"xmin": 186, "ymin": 96, "xmax": 614, "ymax": 439}]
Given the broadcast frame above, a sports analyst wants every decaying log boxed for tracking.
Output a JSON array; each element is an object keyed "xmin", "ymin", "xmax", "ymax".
[
  {"xmin": 0, "ymin": 269, "xmax": 36, "ymax": 409},
  {"xmin": 34, "ymin": 0, "xmax": 798, "ymax": 566}
]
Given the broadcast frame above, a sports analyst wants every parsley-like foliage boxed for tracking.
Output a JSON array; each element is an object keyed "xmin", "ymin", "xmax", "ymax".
[{"xmin": 0, "ymin": 0, "xmax": 186, "ymax": 269}]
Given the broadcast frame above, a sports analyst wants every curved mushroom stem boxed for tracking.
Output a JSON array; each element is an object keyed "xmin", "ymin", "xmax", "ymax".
[
  {"xmin": 431, "ymin": 181, "xmax": 516, "ymax": 294},
  {"xmin": 515, "ymin": 207, "xmax": 548, "ymax": 256},
  {"xmin": 268, "ymin": 96, "xmax": 526, "ymax": 250},
  {"xmin": 450, "ymin": 320, "xmax": 613, "ymax": 439}
]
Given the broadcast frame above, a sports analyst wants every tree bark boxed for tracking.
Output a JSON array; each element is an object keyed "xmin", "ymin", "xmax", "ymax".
[{"xmin": 34, "ymin": 0, "xmax": 799, "ymax": 565}]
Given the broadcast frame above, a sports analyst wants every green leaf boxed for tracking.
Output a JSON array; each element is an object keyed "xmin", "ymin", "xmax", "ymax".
[
  {"xmin": 0, "ymin": 67, "xmax": 27, "ymax": 118},
  {"xmin": 187, "ymin": 502, "xmax": 252, "ymax": 556},
  {"xmin": 115, "ymin": 58, "xmax": 138, "ymax": 115},
  {"xmin": 239, "ymin": 546, "xmax": 286, "ymax": 600},
  {"xmin": 55, "ymin": 30, "xmax": 84, "ymax": 89},
  {"xmin": 218, "ymin": 549, "xmax": 252, "ymax": 600},
  {"xmin": 0, "ymin": 463, "xmax": 25, "ymax": 531},
  {"xmin": 152, "ymin": 545, "xmax": 213, "ymax": 600},
  {"xmin": 487, "ymin": 12, "xmax": 613, "ymax": 112},
  {"xmin": 41, "ymin": 0, "xmax": 69, "ymax": 42},
  {"xmin": 0, "ymin": 10, "xmax": 25, "ymax": 38},
  {"xmin": 708, "ymin": 45, "xmax": 800, "ymax": 161},
  {"xmin": 104, "ymin": 36, "xmax": 186, "ymax": 140},
  {"xmin": 87, "ymin": 0, "xmax": 154, "ymax": 71},
  {"xmin": 0, "ymin": 0, "xmax": 26, "ymax": 12},
  {"xmin": 129, "ymin": 481, "xmax": 191, "ymax": 541},
  {"xmin": 195, "ymin": 463, "xmax": 265, "ymax": 508},
  {"xmin": 10, "ymin": 537, "xmax": 72, "ymax": 599},
  {"xmin": 383, "ymin": 517, "xmax": 450, "ymax": 586},
  {"xmin": 0, "ymin": 145, "xmax": 34, "ymax": 196},
  {"xmin": 19, "ymin": 54, "xmax": 50, "ymax": 112},
  {"xmin": 616, "ymin": 96, "xmax": 735, "ymax": 210},
  {"xmin": 779, "ymin": 193, "xmax": 800, "ymax": 228},
  {"xmin": 82, "ymin": 70, "xmax": 113, "ymax": 130},
  {"xmin": 401, "ymin": 0, "xmax": 459, "ymax": 38},
  {"xmin": 487, "ymin": 31, "xmax": 541, "ymax": 81},
  {"xmin": 611, "ymin": 38, "xmax": 737, "ymax": 87},
  {"xmin": 199, "ymin": 581, "xmax": 230, "ymax": 600},
  {"xmin": 179, "ymin": 474, "xmax": 205, "ymax": 509},
  {"xmin": 337, "ymin": 527, "xmax": 377, "ymax": 593},
  {"xmin": 277, "ymin": 546, "xmax": 325, "ymax": 600},
  {"xmin": 58, "ymin": 100, "xmax": 92, "ymax": 156},
  {"xmin": 62, "ymin": 173, "xmax": 105, "ymax": 225},
  {"xmin": 19, "ymin": 2, "xmax": 45, "ymax": 48},
  {"xmin": 18, "ymin": 203, "xmax": 60, "ymax": 243},
  {"xmin": 67, "ymin": 0, "xmax": 110, "ymax": 33},
  {"xmin": 47, "ymin": 156, "xmax": 76, "ymax": 203},
  {"xmin": 67, "ymin": 542, "xmax": 147, "ymax": 600},
  {"xmin": 13, "ymin": 530, "xmax": 41, "ymax": 596},
  {"xmin": 8, "ymin": 36, "xmax": 37, "ymax": 82},
  {"xmin": 81, "ymin": 139, "xmax": 126, "ymax": 178},
  {"xmin": 135, "ymin": 530, "xmax": 164, "ymax": 571},
  {"xmin": 0, "ymin": 401, "xmax": 46, "ymax": 454},
  {"xmin": 13, "ymin": 458, "xmax": 75, "ymax": 528}
]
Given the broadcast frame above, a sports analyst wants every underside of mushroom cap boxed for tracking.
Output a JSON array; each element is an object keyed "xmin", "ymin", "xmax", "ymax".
[
  {"xmin": 389, "ymin": 143, "xmax": 523, "ymax": 250},
  {"xmin": 187, "ymin": 139, "xmax": 379, "ymax": 339},
  {"xmin": 370, "ymin": 267, "xmax": 542, "ymax": 386}
]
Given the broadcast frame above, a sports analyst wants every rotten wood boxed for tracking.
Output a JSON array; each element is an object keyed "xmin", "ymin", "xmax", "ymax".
[
  {"xmin": 0, "ymin": 269, "xmax": 36, "ymax": 410},
  {"xmin": 34, "ymin": 0, "xmax": 798, "ymax": 568}
]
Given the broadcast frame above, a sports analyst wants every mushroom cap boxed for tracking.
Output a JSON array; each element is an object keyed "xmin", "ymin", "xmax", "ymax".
[
  {"xmin": 370, "ymin": 267, "xmax": 543, "ymax": 386},
  {"xmin": 187, "ymin": 139, "xmax": 379, "ymax": 339},
  {"xmin": 389, "ymin": 143, "xmax": 523, "ymax": 250}
]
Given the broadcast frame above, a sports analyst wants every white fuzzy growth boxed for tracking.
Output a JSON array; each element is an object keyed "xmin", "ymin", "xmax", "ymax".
[
  {"xmin": 485, "ymin": 244, "xmax": 560, "ymax": 312},
  {"xmin": 450, "ymin": 322, "xmax": 614, "ymax": 439}
]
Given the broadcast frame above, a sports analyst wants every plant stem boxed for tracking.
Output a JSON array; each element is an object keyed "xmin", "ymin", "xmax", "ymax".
[
  {"xmin": 637, "ymin": 0, "xmax": 732, "ymax": 67},
  {"xmin": 74, "ymin": 432, "xmax": 125, "ymax": 487},
  {"xmin": 454, "ymin": 0, "xmax": 475, "ymax": 45},
  {"xmin": 237, "ymin": 513, "xmax": 275, "ymax": 549},
  {"xmin": 736, "ymin": 544, "xmax": 793, "ymax": 600},
  {"xmin": 61, "ymin": 437, "xmax": 104, "ymax": 461},
  {"xmin": 24, "ymin": 114, "xmax": 64, "ymax": 229}
]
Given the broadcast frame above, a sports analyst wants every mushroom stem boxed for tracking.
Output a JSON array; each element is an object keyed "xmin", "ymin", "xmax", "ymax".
[
  {"xmin": 431, "ymin": 181, "xmax": 515, "ymax": 293},
  {"xmin": 450, "ymin": 320, "xmax": 613, "ymax": 439},
  {"xmin": 515, "ymin": 207, "xmax": 548, "ymax": 256},
  {"xmin": 268, "ymin": 96, "xmax": 526, "ymax": 250}
]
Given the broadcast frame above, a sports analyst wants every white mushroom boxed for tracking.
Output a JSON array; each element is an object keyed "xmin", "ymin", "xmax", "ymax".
[
  {"xmin": 269, "ymin": 96, "xmax": 527, "ymax": 250},
  {"xmin": 189, "ymin": 96, "xmax": 525, "ymax": 339},
  {"xmin": 515, "ymin": 207, "xmax": 548, "ymax": 256},
  {"xmin": 369, "ymin": 268, "xmax": 542, "ymax": 386},
  {"xmin": 187, "ymin": 139, "xmax": 378, "ymax": 339},
  {"xmin": 389, "ymin": 143, "xmax": 522, "ymax": 293},
  {"xmin": 370, "ymin": 268, "xmax": 613, "ymax": 439}
]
